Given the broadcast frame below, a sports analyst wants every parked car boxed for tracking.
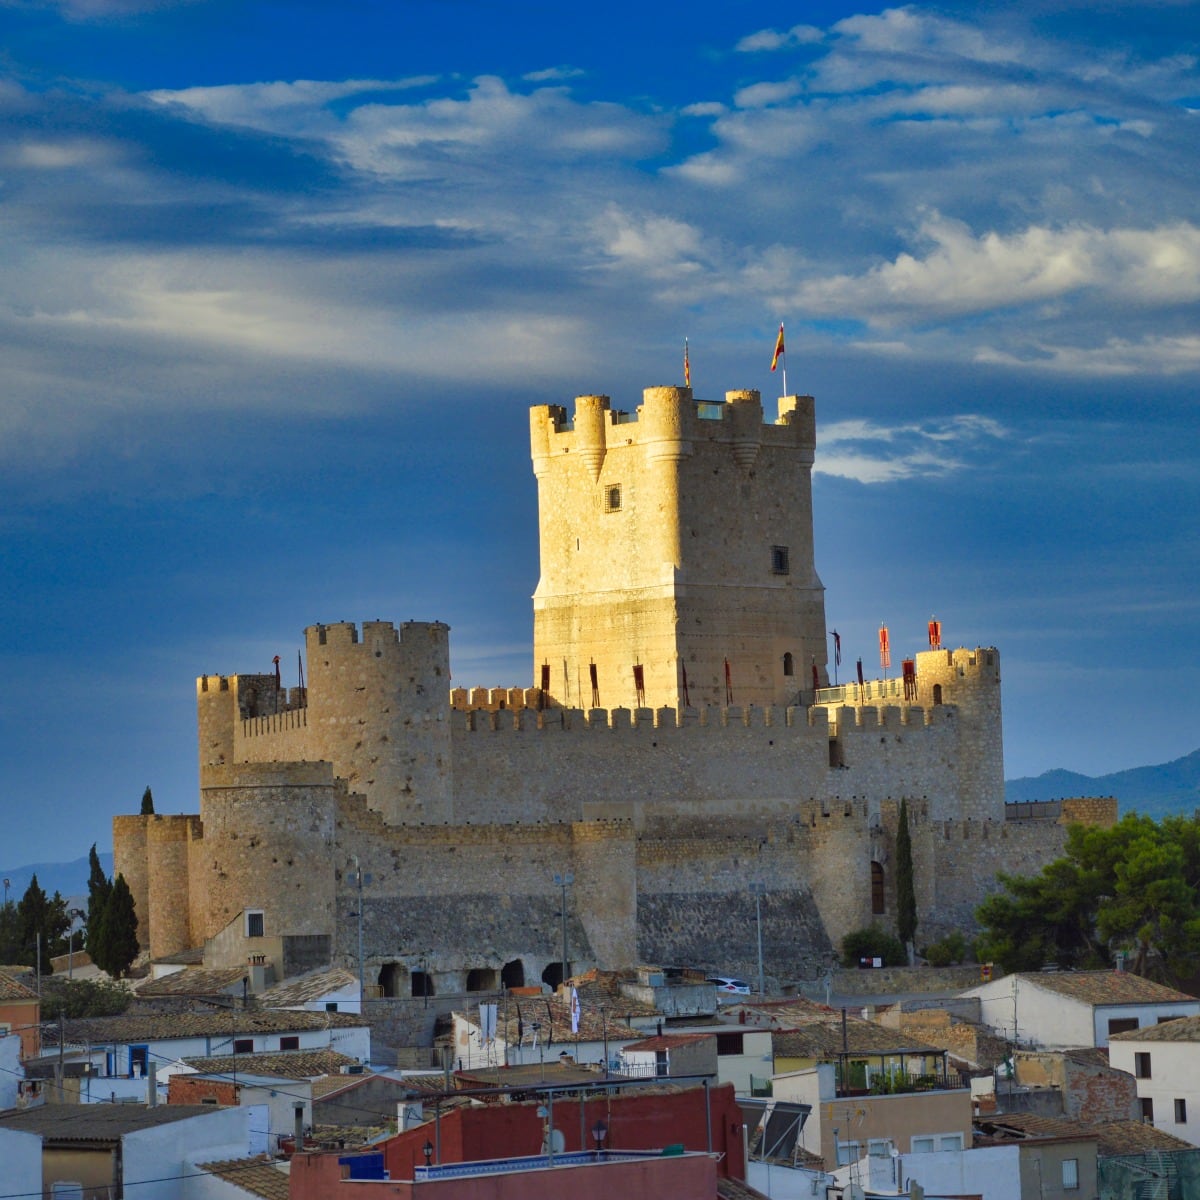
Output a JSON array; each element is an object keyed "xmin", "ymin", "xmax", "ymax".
[{"xmin": 708, "ymin": 976, "xmax": 751, "ymax": 997}]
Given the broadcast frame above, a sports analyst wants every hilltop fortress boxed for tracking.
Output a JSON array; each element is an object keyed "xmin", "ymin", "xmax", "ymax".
[{"xmin": 114, "ymin": 386, "xmax": 1111, "ymax": 997}]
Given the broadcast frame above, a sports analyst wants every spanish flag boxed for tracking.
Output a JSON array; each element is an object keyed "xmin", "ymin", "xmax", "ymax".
[
  {"xmin": 684, "ymin": 338, "xmax": 691, "ymax": 388},
  {"xmin": 770, "ymin": 323, "xmax": 785, "ymax": 372}
]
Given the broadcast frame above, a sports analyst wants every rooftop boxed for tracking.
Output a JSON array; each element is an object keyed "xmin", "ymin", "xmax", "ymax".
[
  {"xmin": 198, "ymin": 1155, "xmax": 291, "ymax": 1200},
  {"xmin": 976, "ymin": 1112, "xmax": 1194, "ymax": 1157},
  {"xmin": 136, "ymin": 967, "xmax": 248, "ymax": 997},
  {"xmin": 58, "ymin": 1008, "xmax": 367, "ymax": 1045},
  {"xmin": 257, "ymin": 967, "xmax": 358, "ymax": 1008},
  {"xmin": 183, "ymin": 1048, "xmax": 362, "ymax": 1078},
  {"xmin": 0, "ymin": 973, "xmax": 39, "ymax": 1003},
  {"xmin": 1004, "ymin": 971, "xmax": 1198, "ymax": 1006},
  {"xmin": 0, "ymin": 1102, "xmax": 224, "ymax": 1140},
  {"xmin": 1110, "ymin": 1013, "xmax": 1200, "ymax": 1042},
  {"xmin": 625, "ymin": 1033, "xmax": 715, "ymax": 1053}
]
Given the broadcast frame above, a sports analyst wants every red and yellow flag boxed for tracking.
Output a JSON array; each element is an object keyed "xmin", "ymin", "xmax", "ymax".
[
  {"xmin": 770, "ymin": 323, "xmax": 785, "ymax": 372},
  {"xmin": 684, "ymin": 338, "xmax": 691, "ymax": 388}
]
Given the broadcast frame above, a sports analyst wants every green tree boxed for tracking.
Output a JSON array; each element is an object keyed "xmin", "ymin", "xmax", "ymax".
[
  {"xmin": 15, "ymin": 875, "xmax": 71, "ymax": 971},
  {"xmin": 39, "ymin": 976, "xmax": 133, "ymax": 1019},
  {"xmin": 0, "ymin": 899, "xmax": 19, "ymax": 963},
  {"xmin": 896, "ymin": 798, "xmax": 917, "ymax": 952},
  {"xmin": 85, "ymin": 844, "xmax": 112, "ymax": 958},
  {"xmin": 140, "ymin": 786, "xmax": 155, "ymax": 815},
  {"xmin": 91, "ymin": 874, "xmax": 139, "ymax": 979},
  {"xmin": 975, "ymin": 813, "xmax": 1200, "ymax": 983}
]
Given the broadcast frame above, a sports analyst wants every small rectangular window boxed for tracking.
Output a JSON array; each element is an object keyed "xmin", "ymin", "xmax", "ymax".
[
  {"xmin": 1176, "ymin": 1098, "xmax": 1187, "ymax": 1123},
  {"xmin": 280, "ymin": 1036, "xmax": 300, "ymax": 1051},
  {"xmin": 836, "ymin": 1140, "xmax": 861, "ymax": 1166},
  {"xmin": 771, "ymin": 545, "xmax": 789, "ymax": 575},
  {"xmin": 938, "ymin": 1134, "xmax": 963, "ymax": 1151},
  {"xmin": 1063, "ymin": 1158, "xmax": 1079, "ymax": 1189},
  {"xmin": 1135, "ymin": 1051, "xmax": 1152, "ymax": 1079},
  {"xmin": 233, "ymin": 1038, "xmax": 253, "ymax": 1054},
  {"xmin": 1141, "ymin": 1097, "xmax": 1154, "ymax": 1122},
  {"xmin": 246, "ymin": 910, "xmax": 265, "ymax": 938},
  {"xmin": 604, "ymin": 484, "xmax": 622, "ymax": 512},
  {"xmin": 910, "ymin": 1137, "xmax": 934, "ymax": 1154},
  {"xmin": 325, "ymin": 1002, "xmax": 339, "ymax": 1013},
  {"xmin": 715, "ymin": 1032, "xmax": 744, "ymax": 1055},
  {"xmin": 1108, "ymin": 1017, "xmax": 1138, "ymax": 1035}
]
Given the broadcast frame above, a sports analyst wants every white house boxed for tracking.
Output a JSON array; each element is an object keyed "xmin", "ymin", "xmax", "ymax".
[
  {"xmin": 960, "ymin": 971, "xmax": 1200, "ymax": 1049},
  {"xmin": 1109, "ymin": 1015, "xmax": 1200, "ymax": 1146},
  {"xmin": 0, "ymin": 1126, "xmax": 41, "ymax": 1197},
  {"xmin": 47, "ymin": 1008, "xmax": 371, "ymax": 1093},
  {"xmin": 0, "ymin": 1032, "xmax": 21, "ymax": 1109},
  {"xmin": 0, "ymin": 1103, "xmax": 249, "ymax": 1199}
]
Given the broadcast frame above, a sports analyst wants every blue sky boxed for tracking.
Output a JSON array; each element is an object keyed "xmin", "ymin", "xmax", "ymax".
[{"xmin": 1, "ymin": 0, "xmax": 1197, "ymax": 866}]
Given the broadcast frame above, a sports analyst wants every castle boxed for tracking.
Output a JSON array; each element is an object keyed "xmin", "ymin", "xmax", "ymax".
[{"xmin": 114, "ymin": 386, "xmax": 1106, "ymax": 999}]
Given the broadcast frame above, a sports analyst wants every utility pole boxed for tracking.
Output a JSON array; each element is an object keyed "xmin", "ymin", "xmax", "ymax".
[
  {"xmin": 749, "ymin": 883, "xmax": 766, "ymax": 996},
  {"xmin": 552, "ymin": 872, "xmax": 573, "ymax": 987},
  {"xmin": 352, "ymin": 856, "xmax": 365, "ymax": 1014}
]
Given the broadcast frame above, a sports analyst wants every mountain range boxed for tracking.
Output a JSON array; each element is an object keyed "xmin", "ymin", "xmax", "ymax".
[{"xmin": 1005, "ymin": 748, "xmax": 1200, "ymax": 821}]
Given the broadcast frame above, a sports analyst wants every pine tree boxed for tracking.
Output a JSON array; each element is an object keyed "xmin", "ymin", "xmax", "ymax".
[
  {"xmin": 896, "ymin": 799, "xmax": 917, "ymax": 955},
  {"xmin": 85, "ymin": 844, "xmax": 112, "ymax": 959},
  {"xmin": 140, "ymin": 786, "xmax": 155, "ymax": 815},
  {"xmin": 15, "ymin": 875, "xmax": 70, "ymax": 971}
]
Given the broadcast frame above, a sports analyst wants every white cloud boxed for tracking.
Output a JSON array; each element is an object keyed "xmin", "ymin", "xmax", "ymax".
[
  {"xmin": 736, "ymin": 24, "xmax": 823, "ymax": 53},
  {"xmin": 816, "ymin": 414, "xmax": 1009, "ymax": 484},
  {"xmin": 733, "ymin": 79, "xmax": 802, "ymax": 109}
]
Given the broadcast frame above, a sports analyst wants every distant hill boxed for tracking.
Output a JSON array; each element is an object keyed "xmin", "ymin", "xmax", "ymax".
[
  {"xmin": 1006, "ymin": 748, "xmax": 1200, "ymax": 820},
  {"xmin": 0, "ymin": 851, "xmax": 113, "ymax": 903}
]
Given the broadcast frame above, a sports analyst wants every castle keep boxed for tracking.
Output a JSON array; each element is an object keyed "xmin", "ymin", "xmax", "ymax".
[{"xmin": 115, "ymin": 386, "xmax": 1097, "ymax": 998}]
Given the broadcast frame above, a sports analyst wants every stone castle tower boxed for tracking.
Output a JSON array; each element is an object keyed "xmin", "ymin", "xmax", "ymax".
[{"xmin": 530, "ymin": 387, "xmax": 827, "ymax": 710}]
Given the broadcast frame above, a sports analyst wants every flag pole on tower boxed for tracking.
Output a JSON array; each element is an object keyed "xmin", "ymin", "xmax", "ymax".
[
  {"xmin": 684, "ymin": 337, "xmax": 691, "ymax": 389},
  {"xmin": 770, "ymin": 322, "xmax": 787, "ymax": 396}
]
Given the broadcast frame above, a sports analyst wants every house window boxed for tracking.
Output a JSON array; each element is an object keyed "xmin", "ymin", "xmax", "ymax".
[
  {"xmin": 129, "ymin": 1046, "xmax": 149, "ymax": 1078},
  {"xmin": 938, "ymin": 1134, "xmax": 964, "ymax": 1151},
  {"xmin": 910, "ymin": 1137, "xmax": 934, "ymax": 1154},
  {"xmin": 1108, "ymin": 1017, "xmax": 1138, "ymax": 1036},
  {"xmin": 1135, "ymin": 1052, "xmax": 1152, "ymax": 1079},
  {"xmin": 1176, "ymin": 1099, "xmax": 1187, "ymax": 1124},
  {"xmin": 280, "ymin": 1036, "xmax": 300, "ymax": 1051},
  {"xmin": 245, "ymin": 910, "xmax": 265, "ymax": 938},
  {"xmin": 715, "ymin": 1032, "xmax": 744, "ymax": 1055},
  {"xmin": 325, "ymin": 1002, "xmax": 339, "ymax": 1013},
  {"xmin": 233, "ymin": 1039, "xmax": 253, "ymax": 1054},
  {"xmin": 836, "ymin": 1140, "xmax": 862, "ymax": 1165},
  {"xmin": 871, "ymin": 862, "xmax": 886, "ymax": 915},
  {"xmin": 1063, "ymin": 1158, "xmax": 1079, "ymax": 1189},
  {"xmin": 771, "ymin": 546, "xmax": 789, "ymax": 575},
  {"xmin": 867, "ymin": 1139, "xmax": 891, "ymax": 1157},
  {"xmin": 1141, "ymin": 1097, "xmax": 1155, "ymax": 1122},
  {"xmin": 604, "ymin": 484, "xmax": 622, "ymax": 512}
]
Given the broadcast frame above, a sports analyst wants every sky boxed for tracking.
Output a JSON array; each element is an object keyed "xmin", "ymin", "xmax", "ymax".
[{"xmin": 0, "ymin": 0, "xmax": 1197, "ymax": 867}]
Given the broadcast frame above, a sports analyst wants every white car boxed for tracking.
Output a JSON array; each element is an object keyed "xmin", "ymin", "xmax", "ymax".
[{"xmin": 708, "ymin": 976, "xmax": 751, "ymax": 997}]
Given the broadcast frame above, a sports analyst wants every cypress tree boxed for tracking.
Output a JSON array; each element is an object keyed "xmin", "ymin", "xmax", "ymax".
[
  {"xmin": 85, "ymin": 844, "xmax": 112, "ymax": 959},
  {"xmin": 94, "ymin": 874, "xmax": 139, "ymax": 979},
  {"xmin": 896, "ymin": 799, "xmax": 918, "ymax": 954},
  {"xmin": 140, "ymin": 786, "xmax": 155, "ymax": 815}
]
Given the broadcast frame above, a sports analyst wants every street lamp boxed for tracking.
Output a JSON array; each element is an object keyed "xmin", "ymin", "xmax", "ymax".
[
  {"xmin": 351, "ymin": 856, "xmax": 368, "ymax": 1013},
  {"xmin": 748, "ymin": 883, "xmax": 767, "ymax": 997},
  {"xmin": 552, "ymin": 872, "xmax": 574, "ymax": 987}
]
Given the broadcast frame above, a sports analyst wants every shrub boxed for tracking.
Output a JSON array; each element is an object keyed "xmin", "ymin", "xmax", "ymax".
[
  {"xmin": 841, "ymin": 925, "xmax": 907, "ymax": 968},
  {"xmin": 922, "ymin": 931, "xmax": 969, "ymax": 967}
]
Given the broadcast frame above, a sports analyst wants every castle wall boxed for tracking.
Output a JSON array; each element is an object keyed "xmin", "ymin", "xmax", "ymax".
[
  {"xmin": 531, "ymin": 389, "xmax": 827, "ymax": 711},
  {"xmin": 194, "ymin": 761, "xmax": 338, "ymax": 945},
  {"xmin": 112, "ymin": 814, "xmax": 150, "ymax": 952},
  {"xmin": 145, "ymin": 814, "xmax": 200, "ymax": 958}
]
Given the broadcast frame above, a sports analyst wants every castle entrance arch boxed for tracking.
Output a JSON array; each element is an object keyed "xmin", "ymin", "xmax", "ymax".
[
  {"xmin": 501, "ymin": 959, "xmax": 525, "ymax": 989},
  {"xmin": 378, "ymin": 962, "xmax": 404, "ymax": 998},
  {"xmin": 542, "ymin": 962, "xmax": 566, "ymax": 990},
  {"xmin": 466, "ymin": 968, "xmax": 498, "ymax": 992}
]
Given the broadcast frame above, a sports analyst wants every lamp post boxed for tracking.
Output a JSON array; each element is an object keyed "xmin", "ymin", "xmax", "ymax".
[
  {"xmin": 552, "ymin": 871, "xmax": 573, "ymax": 987},
  {"xmin": 748, "ymin": 882, "xmax": 766, "ymax": 997}
]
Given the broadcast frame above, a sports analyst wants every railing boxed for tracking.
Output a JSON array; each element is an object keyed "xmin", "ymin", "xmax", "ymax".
[{"xmin": 815, "ymin": 678, "xmax": 905, "ymax": 705}]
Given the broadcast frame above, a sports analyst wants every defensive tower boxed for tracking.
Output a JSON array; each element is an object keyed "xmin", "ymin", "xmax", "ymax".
[{"xmin": 530, "ymin": 386, "xmax": 827, "ymax": 710}]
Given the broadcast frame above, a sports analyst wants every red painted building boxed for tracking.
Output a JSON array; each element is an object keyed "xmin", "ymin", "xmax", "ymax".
[{"xmin": 289, "ymin": 1081, "xmax": 747, "ymax": 1199}]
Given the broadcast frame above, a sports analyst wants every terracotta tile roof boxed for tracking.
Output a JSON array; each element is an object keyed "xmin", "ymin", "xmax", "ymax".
[
  {"xmin": 718, "ymin": 1177, "xmax": 772, "ymax": 1200},
  {"xmin": 59, "ymin": 1008, "xmax": 366, "ymax": 1045},
  {"xmin": 772, "ymin": 1022, "xmax": 943, "ymax": 1059},
  {"xmin": 977, "ymin": 1112, "xmax": 1193, "ymax": 1156},
  {"xmin": 154, "ymin": 947, "xmax": 205, "ymax": 966},
  {"xmin": 257, "ymin": 968, "xmax": 358, "ymax": 1008},
  {"xmin": 723, "ymin": 998, "xmax": 836, "ymax": 1026},
  {"xmin": 1109, "ymin": 1014, "xmax": 1200, "ymax": 1042},
  {"xmin": 455, "ymin": 1060, "xmax": 606, "ymax": 1088},
  {"xmin": 0, "ymin": 1102, "xmax": 222, "ymax": 1139},
  {"xmin": 1016, "ymin": 971, "xmax": 1198, "ymax": 1006},
  {"xmin": 310, "ymin": 1071, "xmax": 408, "ymax": 1102},
  {"xmin": 197, "ymin": 1155, "xmax": 291, "ymax": 1200},
  {"xmin": 136, "ymin": 967, "xmax": 248, "ymax": 997},
  {"xmin": 460, "ymin": 996, "xmax": 644, "ymax": 1046},
  {"xmin": 0, "ymin": 972, "xmax": 39, "ymax": 1002},
  {"xmin": 625, "ymin": 1033, "xmax": 715, "ymax": 1052},
  {"xmin": 565, "ymin": 969, "xmax": 661, "ymax": 1018},
  {"xmin": 182, "ymin": 1048, "xmax": 361, "ymax": 1078}
]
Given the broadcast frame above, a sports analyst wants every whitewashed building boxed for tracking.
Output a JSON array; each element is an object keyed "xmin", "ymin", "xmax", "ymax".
[{"xmin": 1109, "ymin": 1015, "xmax": 1200, "ymax": 1146}]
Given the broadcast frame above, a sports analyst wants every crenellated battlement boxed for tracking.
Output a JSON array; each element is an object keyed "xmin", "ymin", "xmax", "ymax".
[
  {"xmin": 450, "ymin": 702, "xmax": 833, "ymax": 733},
  {"xmin": 306, "ymin": 619, "xmax": 450, "ymax": 650}
]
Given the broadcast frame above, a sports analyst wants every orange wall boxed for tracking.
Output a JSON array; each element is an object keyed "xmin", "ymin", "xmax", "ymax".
[{"xmin": 0, "ymin": 1000, "xmax": 40, "ymax": 1060}]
